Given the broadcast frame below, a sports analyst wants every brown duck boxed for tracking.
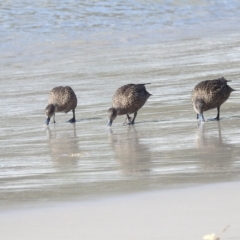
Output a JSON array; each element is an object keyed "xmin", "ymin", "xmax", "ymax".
[
  {"xmin": 45, "ymin": 86, "xmax": 77, "ymax": 125},
  {"xmin": 107, "ymin": 83, "xmax": 151, "ymax": 126},
  {"xmin": 191, "ymin": 77, "xmax": 235, "ymax": 121}
]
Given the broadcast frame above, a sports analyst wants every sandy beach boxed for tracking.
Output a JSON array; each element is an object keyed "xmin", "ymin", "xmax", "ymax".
[{"xmin": 0, "ymin": 181, "xmax": 239, "ymax": 240}]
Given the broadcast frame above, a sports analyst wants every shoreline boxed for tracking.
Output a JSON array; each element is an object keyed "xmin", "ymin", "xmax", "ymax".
[
  {"xmin": 1, "ymin": 177, "xmax": 239, "ymax": 212},
  {"xmin": 1, "ymin": 181, "xmax": 239, "ymax": 240}
]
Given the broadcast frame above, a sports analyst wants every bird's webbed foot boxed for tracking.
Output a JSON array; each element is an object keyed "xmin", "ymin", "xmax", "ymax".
[
  {"xmin": 68, "ymin": 117, "xmax": 76, "ymax": 123},
  {"xmin": 123, "ymin": 114, "xmax": 132, "ymax": 124}
]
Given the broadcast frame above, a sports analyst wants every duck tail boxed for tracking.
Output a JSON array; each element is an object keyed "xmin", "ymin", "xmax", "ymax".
[
  {"xmin": 141, "ymin": 83, "xmax": 151, "ymax": 85},
  {"xmin": 221, "ymin": 77, "xmax": 232, "ymax": 83}
]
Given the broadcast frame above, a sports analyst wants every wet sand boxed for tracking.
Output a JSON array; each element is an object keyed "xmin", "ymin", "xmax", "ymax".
[{"xmin": 0, "ymin": 181, "xmax": 239, "ymax": 240}]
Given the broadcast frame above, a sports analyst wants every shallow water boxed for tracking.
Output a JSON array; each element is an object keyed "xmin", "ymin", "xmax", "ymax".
[{"xmin": 1, "ymin": 0, "xmax": 240, "ymax": 207}]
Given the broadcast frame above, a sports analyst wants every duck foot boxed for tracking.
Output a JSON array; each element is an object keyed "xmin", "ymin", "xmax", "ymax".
[
  {"xmin": 68, "ymin": 118, "xmax": 76, "ymax": 123},
  {"xmin": 127, "ymin": 120, "xmax": 135, "ymax": 125},
  {"xmin": 123, "ymin": 115, "xmax": 132, "ymax": 125}
]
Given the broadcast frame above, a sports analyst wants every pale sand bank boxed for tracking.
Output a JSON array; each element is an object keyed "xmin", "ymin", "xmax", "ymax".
[{"xmin": 0, "ymin": 182, "xmax": 239, "ymax": 240}]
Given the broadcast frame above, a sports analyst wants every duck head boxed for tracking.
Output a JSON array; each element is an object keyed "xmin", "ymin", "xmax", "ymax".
[
  {"xmin": 107, "ymin": 108, "xmax": 117, "ymax": 126},
  {"xmin": 45, "ymin": 104, "xmax": 55, "ymax": 125}
]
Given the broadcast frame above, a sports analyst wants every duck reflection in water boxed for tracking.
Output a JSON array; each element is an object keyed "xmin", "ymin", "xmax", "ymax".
[
  {"xmin": 195, "ymin": 122, "xmax": 233, "ymax": 171},
  {"xmin": 109, "ymin": 126, "xmax": 151, "ymax": 176},
  {"xmin": 46, "ymin": 124, "xmax": 80, "ymax": 167}
]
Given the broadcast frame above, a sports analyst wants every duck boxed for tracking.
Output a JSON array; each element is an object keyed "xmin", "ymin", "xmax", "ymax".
[
  {"xmin": 107, "ymin": 83, "xmax": 151, "ymax": 126},
  {"xmin": 191, "ymin": 77, "xmax": 235, "ymax": 122},
  {"xmin": 45, "ymin": 86, "xmax": 77, "ymax": 125}
]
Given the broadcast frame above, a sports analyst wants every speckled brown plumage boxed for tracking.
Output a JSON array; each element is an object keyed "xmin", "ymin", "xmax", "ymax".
[
  {"xmin": 48, "ymin": 86, "xmax": 77, "ymax": 113},
  {"xmin": 107, "ymin": 83, "xmax": 151, "ymax": 126},
  {"xmin": 112, "ymin": 84, "xmax": 151, "ymax": 115},
  {"xmin": 45, "ymin": 86, "xmax": 77, "ymax": 125},
  {"xmin": 191, "ymin": 77, "xmax": 235, "ymax": 121}
]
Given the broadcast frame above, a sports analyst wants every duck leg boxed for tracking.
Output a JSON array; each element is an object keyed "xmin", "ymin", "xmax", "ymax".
[
  {"xmin": 129, "ymin": 112, "xmax": 137, "ymax": 125},
  {"xmin": 197, "ymin": 114, "xmax": 199, "ymax": 120},
  {"xmin": 124, "ymin": 114, "xmax": 132, "ymax": 124},
  {"xmin": 68, "ymin": 109, "xmax": 76, "ymax": 123},
  {"xmin": 214, "ymin": 106, "xmax": 220, "ymax": 121},
  {"xmin": 53, "ymin": 114, "xmax": 56, "ymax": 123}
]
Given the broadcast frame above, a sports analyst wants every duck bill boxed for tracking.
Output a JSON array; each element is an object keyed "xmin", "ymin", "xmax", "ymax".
[
  {"xmin": 198, "ymin": 114, "xmax": 205, "ymax": 122},
  {"xmin": 45, "ymin": 117, "xmax": 50, "ymax": 125},
  {"xmin": 107, "ymin": 120, "xmax": 112, "ymax": 126}
]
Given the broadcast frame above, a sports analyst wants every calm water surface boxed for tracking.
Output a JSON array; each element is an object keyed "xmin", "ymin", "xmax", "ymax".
[{"xmin": 1, "ymin": 0, "xmax": 240, "ymax": 207}]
